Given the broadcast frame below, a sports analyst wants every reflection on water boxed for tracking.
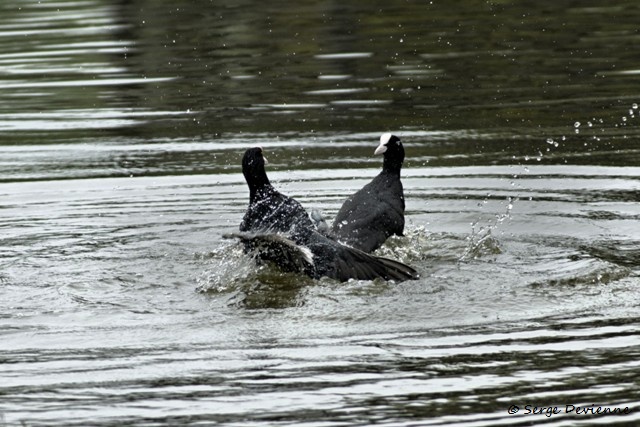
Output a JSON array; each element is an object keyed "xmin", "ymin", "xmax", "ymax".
[
  {"xmin": 3, "ymin": 0, "xmax": 640, "ymax": 141},
  {"xmin": 2, "ymin": 0, "xmax": 640, "ymax": 426}
]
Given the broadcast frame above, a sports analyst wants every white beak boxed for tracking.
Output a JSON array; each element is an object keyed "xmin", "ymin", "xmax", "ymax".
[
  {"xmin": 375, "ymin": 132, "xmax": 393, "ymax": 155},
  {"xmin": 258, "ymin": 147, "xmax": 268, "ymax": 164},
  {"xmin": 374, "ymin": 143, "xmax": 387, "ymax": 155}
]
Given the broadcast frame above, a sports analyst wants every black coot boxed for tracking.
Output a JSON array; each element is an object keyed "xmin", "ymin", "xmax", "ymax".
[
  {"xmin": 224, "ymin": 147, "xmax": 418, "ymax": 282},
  {"xmin": 331, "ymin": 133, "xmax": 406, "ymax": 253}
]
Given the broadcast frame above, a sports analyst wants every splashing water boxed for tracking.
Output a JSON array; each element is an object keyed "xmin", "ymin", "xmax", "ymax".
[
  {"xmin": 195, "ymin": 242, "xmax": 258, "ymax": 293},
  {"xmin": 374, "ymin": 225, "xmax": 433, "ymax": 263},
  {"xmin": 459, "ymin": 198, "xmax": 513, "ymax": 262}
]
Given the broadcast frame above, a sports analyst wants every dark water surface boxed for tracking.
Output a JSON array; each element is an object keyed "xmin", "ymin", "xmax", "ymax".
[{"xmin": 2, "ymin": 1, "xmax": 640, "ymax": 426}]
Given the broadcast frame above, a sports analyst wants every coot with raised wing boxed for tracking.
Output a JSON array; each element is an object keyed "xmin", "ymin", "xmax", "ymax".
[{"xmin": 224, "ymin": 147, "xmax": 418, "ymax": 282}]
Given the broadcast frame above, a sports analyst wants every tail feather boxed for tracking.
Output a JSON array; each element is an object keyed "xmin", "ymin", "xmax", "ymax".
[
  {"xmin": 307, "ymin": 232, "xmax": 419, "ymax": 282},
  {"xmin": 375, "ymin": 255, "xmax": 420, "ymax": 281}
]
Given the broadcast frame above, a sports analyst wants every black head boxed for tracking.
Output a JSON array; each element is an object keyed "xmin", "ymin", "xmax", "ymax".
[
  {"xmin": 242, "ymin": 147, "xmax": 270, "ymax": 193},
  {"xmin": 374, "ymin": 133, "xmax": 404, "ymax": 173}
]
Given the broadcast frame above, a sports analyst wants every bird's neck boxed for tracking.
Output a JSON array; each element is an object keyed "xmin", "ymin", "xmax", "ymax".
[
  {"xmin": 249, "ymin": 181, "xmax": 273, "ymax": 203},
  {"xmin": 245, "ymin": 166, "xmax": 272, "ymax": 203},
  {"xmin": 383, "ymin": 158, "xmax": 403, "ymax": 176}
]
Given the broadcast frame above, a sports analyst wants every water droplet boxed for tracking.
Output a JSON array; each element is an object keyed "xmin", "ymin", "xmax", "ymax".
[
  {"xmin": 574, "ymin": 121, "xmax": 581, "ymax": 128},
  {"xmin": 632, "ymin": 103, "xmax": 638, "ymax": 110},
  {"xmin": 587, "ymin": 121, "xmax": 593, "ymax": 127},
  {"xmin": 622, "ymin": 116, "xmax": 627, "ymax": 122},
  {"xmin": 546, "ymin": 138, "xmax": 554, "ymax": 144}
]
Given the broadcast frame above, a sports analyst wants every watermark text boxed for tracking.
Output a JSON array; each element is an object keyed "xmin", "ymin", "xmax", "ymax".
[{"xmin": 507, "ymin": 404, "xmax": 631, "ymax": 418}]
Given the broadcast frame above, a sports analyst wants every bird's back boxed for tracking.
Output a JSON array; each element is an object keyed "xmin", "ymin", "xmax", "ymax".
[{"xmin": 240, "ymin": 186, "xmax": 313, "ymax": 240}]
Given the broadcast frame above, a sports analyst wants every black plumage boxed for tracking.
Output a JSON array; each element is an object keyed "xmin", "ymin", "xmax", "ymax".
[
  {"xmin": 331, "ymin": 133, "xmax": 406, "ymax": 253},
  {"xmin": 226, "ymin": 147, "xmax": 418, "ymax": 282}
]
